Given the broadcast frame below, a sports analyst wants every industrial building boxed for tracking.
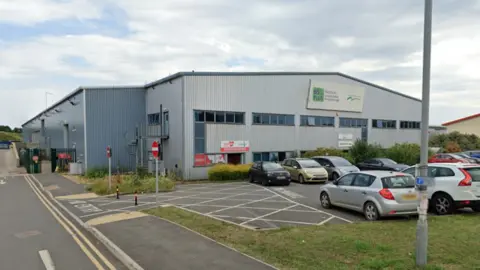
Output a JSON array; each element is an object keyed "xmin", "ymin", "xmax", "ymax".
[
  {"xmin": 442, "ymin": 113, "xmax": 480, "ymax": 136},
  {"xmin": 22, "ymin": 72, "xmax": 422, "ymax": 180}
]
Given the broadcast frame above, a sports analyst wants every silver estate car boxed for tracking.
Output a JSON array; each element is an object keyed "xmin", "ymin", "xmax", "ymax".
[{"xmin": 319, "ymin": 171, "xmax": 418, "ymax": 221}]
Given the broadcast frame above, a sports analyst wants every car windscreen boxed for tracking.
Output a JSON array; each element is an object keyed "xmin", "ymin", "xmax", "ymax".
[
  {"xmin": 263, "ymin": 163, "xmax": 283, "ymax": 170},
  {"xmin": 298, "ymin": 160, "xmax": 321, "ymax": 168},
  {"xmin": 450, "ymin": 154, "xmax": 464, "ymax": 159},
  {"xmin": 463, "ymin": 167, "xmax": 480, "ymax": 182},
  {"xmin": 330, "ymin": 158, "xmax": 352, "ymax": 166},
  {"xmin": 381, "ymin": 175, "xmax": 415, "ymax": 188},
  {"xmin": 379, "ymin": 158, "xmax": 397, "ymax": 164}
]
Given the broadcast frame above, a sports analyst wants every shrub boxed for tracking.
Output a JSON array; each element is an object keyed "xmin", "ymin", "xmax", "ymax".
[
  {"xmin": 348, "ymin": 139, "xmax": 384, "ymax": 164},
  {"xmin": 208, "ymin": 164, "xmax": 252, "ymax": 181},
  {"xmin": 385, "ymin": 143, "xmax": 422, "ymax": 165},
  {"xmin": 430, "ymin": 131, "xmax": 480, "ymax": 151},
  {"xmin": 85, "ymin": 167, "xmax": 109, "ymax": 179},
  {"xmin": 444, "ymin": 141, "xmax": 462, "ymax": 153},
  {"xmin": 87, "ymin": 174, "xmax": 176, "ymax": 195},
  {"xmin": 302, "ymin": 147, "xmax": 354, "ymax": 163}
]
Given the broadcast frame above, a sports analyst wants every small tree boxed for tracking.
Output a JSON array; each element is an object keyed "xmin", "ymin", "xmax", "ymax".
[
  {"xmin": 444, "ymin": 141, "xmax": 462, "ymax": 153},
  {"xmin": 348, "ymin": 139, "xmax": 384, "ymax": 164}
]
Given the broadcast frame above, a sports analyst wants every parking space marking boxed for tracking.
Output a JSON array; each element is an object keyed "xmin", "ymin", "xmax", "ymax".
[
  {"xmin": 177, "ymin": 204, "xmax": 321, "ymax": 213},
  {"xmin": 318, "ymin": 216, "xmax": 335, "ymax": 225},
  {"xmin": 204, "ymin": 195, "xmax": 279, "ymax": 215},
  {"xmin": 240, "ymin": 204, "xmax": 299, "ymax": 225},
  {"xmin": 270, "ymin": 187, "xmax": 304, "ymax": 199},
  {"xmin": 181, "ymin": 190, "xmax": 274, "ymax": 207},
  {"xmin": 258, "ymin": 184, "xmax": 353, "ymax": 224},
  {"xmin": 211, "ymin": 215, "xmax": 321, "ymax": 226}
]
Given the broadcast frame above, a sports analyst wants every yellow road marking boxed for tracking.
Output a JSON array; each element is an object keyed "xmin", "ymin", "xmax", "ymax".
[
  {"xmin": 86, "ymin": 212, "xmax": 148, "ymax": 226},
  {"xmin": 56, "ymin": 193, "xmax": 99, "ymax": 200},
  {"xmin": 26, "ymin": 175, "xmax": 116, "ymax": 270}
]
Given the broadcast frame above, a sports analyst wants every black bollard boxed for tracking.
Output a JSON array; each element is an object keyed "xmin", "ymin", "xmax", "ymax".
[
  {"xmin": 116, "ymin": 186, "xmax": 119, "ymax": 199},
  {"xmin": 134, "ymin": 191, "xmax": 138, "ymax": 206}
]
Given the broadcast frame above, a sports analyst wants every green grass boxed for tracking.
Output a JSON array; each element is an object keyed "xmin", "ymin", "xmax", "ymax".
[
  {"xmin": 86, "ymin": 175, "xmax": 176, "ymax": 195},
  {"xmin": 0, "ymin": 131, "xmax": 21, "ymax": 141},
  {"xmin": 144, "ymin": 207, "xmax": 480, "ymax": 270}
]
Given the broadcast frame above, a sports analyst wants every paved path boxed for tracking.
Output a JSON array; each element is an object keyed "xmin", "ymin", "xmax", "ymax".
[{"xmin": 0, "ymin": 149, "xmax": 25, "ymax": 176}]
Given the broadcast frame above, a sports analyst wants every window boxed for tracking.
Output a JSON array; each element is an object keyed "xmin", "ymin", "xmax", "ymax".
[
  {"xmin": 372, "ymin": 119, "xmax": 396, "ymax": 129},
  {"xmin": 163, "ymin": 111, "xmax": 169, "ymax": 136},
  {"xmin": 400, "ymin": 121, "xmax": 421, "ymax": 129},
  {"xmin": 297, "ymin": 159, "xmax": 322, "ymax": 168},
  {"xmin": 402, "ymin": 167, "xmax": 416, "ymax": 176},
  {"xmin": 148, "ymin": 113, "xmax": 160, "ymax": 125},
  {"xmin": 329, "ymin": 157, "xmax": 352, "ymax": 167},
  {"xmin": 381, "ymin": 175, "xmax": 415, "ymax": 188},
  {"xmin": 300, "ymin": 116, "xmax": 335, "ymax": 127},
  {"xmin": 253, "ymin": 151, "xmax": 294, "ymax": 162},
  {"xmin": 353, "ymin": 174, "xmax": 375, "ymax": 187},
  {"xmin": 194, "ymin": 110, "xmax": 245, "ymax": 124},
  {"xmin": 337, "ymin": 174, "xmax": 356, "ymax": 186},
  {"xmin": 339, "ymin": 117, "xmax": 368, "ymax": 128},
  {"xmin": 194, "ymin": 111, "xmax": 206, "ymax": 155},
  {"xmin": 463, "ymin": 167, "xmax": 480, "ymax": 182},
  {"xmin": 431, "ymin": 167, "xmax": 455, "ymax": 177},
  {"xmin": 252, "ymin": 113, "xmax": 295, "ymax": 126},
  {"xmin": 262, "ymin": 162, "xmax": 283, "ymax": 170}
]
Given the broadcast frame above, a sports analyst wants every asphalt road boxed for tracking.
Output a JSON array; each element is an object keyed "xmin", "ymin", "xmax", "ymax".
[{"xmin": 0, "ymin": 149, "xmax": 124, "ymax": 270}]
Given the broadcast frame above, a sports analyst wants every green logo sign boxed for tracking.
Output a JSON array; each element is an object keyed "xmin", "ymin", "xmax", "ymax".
[
  {"xmin": 347, "ymin": 95, "xmax": 360, "ymax": 101},
  {"xmin": 312, "ymin": 87, "xmax": 324, "ymax": 102}
]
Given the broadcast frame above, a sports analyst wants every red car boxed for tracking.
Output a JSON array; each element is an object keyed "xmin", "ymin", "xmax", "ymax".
[{"xmin": 428, "ymin": 153, "xmax": 472, "ymax": 163}]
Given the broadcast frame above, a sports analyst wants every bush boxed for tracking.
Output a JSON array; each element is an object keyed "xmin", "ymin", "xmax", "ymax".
[
  {"xmin": 348, "ymin": 139, "xmax": 384, "ymax": 164},
  {"xmin": 302, "ymin": 147, "xmax": 354, "ymax": 163},
  {"xmin": 385, "ymin": 143, "xmax": 422, "ymax": 165},
  {"xmin": 208, "ymin": 164, "xmax": 252, "ymax": 181},
  {"xmin": 86, "ymin": 174, "xmax": 176, "ymax": 195},
  {"xmin": 444, "ymin": 141, "xmax": 462, "ymax": 153},
  {"xmin": 85, "ymin": 167, "xmax": 109, "ymax": 179},
  {"xmin": 429, "ymin": 131, "xmax": 480, "ymax": 151}
]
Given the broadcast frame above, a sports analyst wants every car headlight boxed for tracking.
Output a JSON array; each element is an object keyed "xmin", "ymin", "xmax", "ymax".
[{"xmin": 267, "ymin": 172, "xmax": 273, "ymax": 176}]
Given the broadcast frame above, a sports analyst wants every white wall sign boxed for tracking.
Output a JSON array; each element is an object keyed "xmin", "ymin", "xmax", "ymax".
[
  {"xmin": 338, "ymin": 133, "xmax": 353, "ymax": 140},
  {"xmin": 338, "ymin": 141, "xmax": 354, "ymax": 148},
  {"xmin": 220, "ymin": 141, "xmax": 250, "ymax": 152},
  {"xmin": 306, "ymin": 80, "xmax": 365, "ymax": 112}
]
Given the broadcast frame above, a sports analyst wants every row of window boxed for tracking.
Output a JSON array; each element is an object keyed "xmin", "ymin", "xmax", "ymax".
[
  {"xmin": 252, "ymin": 151, "xmax": 296, "ymax": 162},
  {"xmin": 148, "ymin": 113, "xmax": 160, "ymax": 125},
  {"xmin": 252, "ymin": 113, "xmax": 295, "ymax": 126},
  {"xmin": 300, "ymin": 116, "xmax": 335, "ymax": 127},
  {"xmin": 194, "ymin": 110, "xmax": 245, "ymax": 124}
]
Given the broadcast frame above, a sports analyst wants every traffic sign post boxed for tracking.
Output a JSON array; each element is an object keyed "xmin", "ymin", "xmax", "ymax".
[
  {"xmin": 107, "ymin": 146, "xmax": 112, "ymax": 191},
  {"xmin": 152, "ymin": 141, "xmax": 160, "ymax": 204}
]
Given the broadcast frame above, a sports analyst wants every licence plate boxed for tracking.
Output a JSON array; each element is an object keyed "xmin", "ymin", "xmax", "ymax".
[
  {"xmin": 402, "ymin": 194, "xmax": 418, "ymax": 200},
  {"xmin": 277, "ymin": 176, "xmax": 286, "ymax": 179}
]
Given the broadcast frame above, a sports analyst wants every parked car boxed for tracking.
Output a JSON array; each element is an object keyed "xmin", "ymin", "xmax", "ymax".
[
  {"xmin": 319, "ymin": 171, "xmax": 418, "ymax": 221},
  {"xmin": 454, "ymin": 152, "xmax": 480, "ymax": 163},
  {"xmin": 401, "ymin": 163, "xmax": 480, "ymax": 214},
  {"xmin": 428, "ymin": 153, "xmax": 471, "ymax": 163},
  {"xmin": 310, "ymin": 156, "xmax": 360, "ymax": 180},
  {"xmin": 281, "ymin": 158, "xmax": 328, "ymax": 183},
  {"xmin": 356, "ymin": 158, "xmax": 409, "ymax": 171},
  {"xmin": 248, "ymin": 161, "xmax": 291, "ymax": 186},
  {"xmin": 465, "ymin": 150, "xmax": 480, "ymax": 159}
]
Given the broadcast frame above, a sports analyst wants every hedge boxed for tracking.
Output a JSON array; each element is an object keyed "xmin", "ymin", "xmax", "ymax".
[{"xmin": 207, "ymin": 164, "xmax": 252, "ymax": 181}]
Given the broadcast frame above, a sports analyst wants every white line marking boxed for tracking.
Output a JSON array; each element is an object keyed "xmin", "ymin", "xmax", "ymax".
[
  {"xmin": 39, "ymin": 250, "xmax": 55, "ymax": 270},
  {"xmin": 318, "ymin": 216, "xmax": 335, "ymax": 225},
  {"xmin": 258, "ymin": 184, "xmax": 353, "ymax": 223},
  {"xmin": 240, "ymin": 204, "xmax": 298, "ymax": 225},
  {"xmin": 182, "ymin": 190, "xmax": 274, "ymax": 207},
  {"xmin": 211, "ymin": 214, "xmax": 321, "ymax": 226},
  {"xmin": 180, "ymin": 204, "xmax": 321, "ymax": 213},
  {"xmin": 270, "ymin": 187, "xmax": 304, "ymax": 198},
  {"xmin": 205, "ymin": 195, "xmax": 279, "ymax": 215}
]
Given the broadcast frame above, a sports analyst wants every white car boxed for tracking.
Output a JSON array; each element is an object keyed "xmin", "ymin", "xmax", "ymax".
[{"xmin": 401, "ymin": 163, "xmax": 480, "ymax": 215}]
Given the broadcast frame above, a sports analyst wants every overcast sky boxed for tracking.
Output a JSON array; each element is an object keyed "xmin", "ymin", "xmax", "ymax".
[{"xmin": 1, "ymin": 0, "xmax": 479, "ymax": 128}]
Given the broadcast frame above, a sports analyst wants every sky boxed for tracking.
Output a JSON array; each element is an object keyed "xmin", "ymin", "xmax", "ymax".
[{"xmin": 1, "ymin": 0, "xmax": 480, "ymax": 128}]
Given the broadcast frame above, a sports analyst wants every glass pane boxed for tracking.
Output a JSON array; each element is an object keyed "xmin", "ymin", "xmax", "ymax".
[
  {"xmin": 194, "ymin": 111, "xmax": 204, "ymax": 122},
  {"xmin": 326, "ymin": 117, "xmax": 334, "ymax": 126},
  {"xmin": 234, "ymin": 112, "xmax": 244, "ymax": 124},
  {"xmin": 278, "ymin": 115, "xmax": 285, "ymax": 125},
  {"xmin": 286, "ymin": 115, "xmax": 294, "ymax": 125},
  {"xmin": 253, "ymin": 153, "xmax": 261, "ymax": 162},
  {"xmin": 216, "ymin": 112, "xmax": 225, "ymax": 123},
  {"xmin": 314, "ymin": 117, "xmax": 321, "ymax": 126},
  {"xmin": 300, "ymin": 116, "xmax": 307, "ymax": 126},
  {"xmin": 205, "ymin": 111, "xmax": 215, "ymax": 122},
  {"xmin": 270, "ymin": 114, "xmax": 278, "ymax": 125},
  {"xmin": 261, "ymin": 152, "xmax": 270, "ymax": 161},
  {"xmin": 194, "ymin": 123, "xmax": 205, "ymax": 138},
  {"xmin": 194, "ymin": 138, "xmax": 205, "ymax": 154},
  {"xmin": 226, "ymin": 112, "xmax": 235, "ymax": 123},
  {"xmin": 261, "ymin": 114, "xmax": 270, "ymax": 124},
  {"xmin": 252, "ymin": 113, "xmax": 261, "ymax": 124}
]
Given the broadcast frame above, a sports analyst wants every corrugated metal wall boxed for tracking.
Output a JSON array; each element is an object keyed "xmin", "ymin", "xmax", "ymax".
[
  {"xmin": 85, "ymin": 88, "xmax": 145, "ymax": 171},
  {"xmin": 183, "ymin": 74, "xmax": 422, "ymax": 179},
  {"xmin": 22, "ymin": 90, "xmax": 86, "ymax": 163}
]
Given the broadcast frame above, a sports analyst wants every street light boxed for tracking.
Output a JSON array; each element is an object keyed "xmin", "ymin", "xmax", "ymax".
[
  {"xmin": 416, "ymin": 0, "xmax": 432, "ymax": 267},
  {"xmin": 45, "ymin": 92, "xmax": 54, "ymax": 109}
]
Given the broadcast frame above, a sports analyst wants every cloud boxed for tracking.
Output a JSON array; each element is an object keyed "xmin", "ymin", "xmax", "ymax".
[{"xmin": 1, "ymin": 0, "xmax": 480, "ymax": 128}]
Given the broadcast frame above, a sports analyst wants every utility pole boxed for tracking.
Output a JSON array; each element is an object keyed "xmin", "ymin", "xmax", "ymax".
[{"xmin": 416, "ymin": 0, "xmax": 432, "ymax": 266}]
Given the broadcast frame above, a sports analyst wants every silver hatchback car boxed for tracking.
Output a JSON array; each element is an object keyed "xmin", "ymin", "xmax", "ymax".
[{"xmin": 319, "ymin": 171, "xmax": 418, "ymax": 221}]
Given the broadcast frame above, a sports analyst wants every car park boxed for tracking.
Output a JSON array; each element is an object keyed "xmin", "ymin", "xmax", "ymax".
[
  {"xmin": 248, "ymin": 161, "xmax": 291, "ymax": 186},
  {"xmin": 454, "ymin": 152, "xmax": 480, "ymax": 163},
  {"xmin": 356, "ymin": 158, "xmax": 409, "ymax": 171},
  {"xmin": 281, "ymin": 158, "xmax": 328, "ymax": 184},
  {"xmin": 319, "ymin": 171, "xmax": 418, "ymax": 221},
  {"xmin": 401, "ymin": 163, "xmax": 480, "ymax": 215},
  {"xmin": 310, "ymin": 156, "xmax": 360, "ymax": 180},
  {"xmin": 427, "ymin": 153, "xmax": 472, "ymax": 163}
]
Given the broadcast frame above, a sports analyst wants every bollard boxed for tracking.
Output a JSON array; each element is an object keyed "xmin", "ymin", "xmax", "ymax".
[
  {"xmin": 116, "ymin": 186, "xmax": 119, "ymax": 199},
  {"xmin": 134, "ymin": 191, "xmax": 138, "ymax": 206}
]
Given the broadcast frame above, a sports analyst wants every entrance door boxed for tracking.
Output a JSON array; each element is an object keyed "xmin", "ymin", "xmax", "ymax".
[{"xmin": 227, "ymin": 153, "xmax": 242, "ymax": 165}]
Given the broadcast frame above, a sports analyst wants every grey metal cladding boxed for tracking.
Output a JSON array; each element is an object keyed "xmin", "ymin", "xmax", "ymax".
[
  {"xmin": 21, "ymin": 90, "xmax": 86, "ymax": 162},
  {"xmin": 85, "ymin": 87, "xmax": 146, "ymax": 171}
]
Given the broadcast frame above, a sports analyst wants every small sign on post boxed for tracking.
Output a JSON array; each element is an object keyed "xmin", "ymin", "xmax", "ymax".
[
  {"xmin": 152, "ymin": 141, "xmax": 160, "ymax": 204},
  {"xmin": 32, "ymin": 156, "xmax": 39, "ymax": 164},
  {"xmin": 107, "ymin": 146, "xmax": 112, "ymax": 191}
]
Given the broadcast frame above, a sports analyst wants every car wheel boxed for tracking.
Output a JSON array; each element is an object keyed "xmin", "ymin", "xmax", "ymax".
[
  {"xmin": 332, "ymin": 173, "xmax": 339, "ymax": 181},
  {"xmin": 363, "ymin": 202, "xmax": 379, "ymax": 221},
  {"xmin": 262, "ymin": 178, "xmax": 269, "ymax": 186},
  {"xmin": 299, "ymin": 175, "xmax": 305, "ymax": 184},
  {"xmin": 320, "ymin": 192, "xmax": 331, "ymax": 209},
  {"xmin": 432, "ymin": 193, "xmax": 454, "ymax": 215},
  {"xmin": 249, "ymin": 174, "xmax": 255, "ymax": 183}
]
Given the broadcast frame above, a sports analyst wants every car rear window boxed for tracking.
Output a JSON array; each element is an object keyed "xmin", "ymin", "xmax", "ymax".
[
  {"xmin": 381, "ymin": 175, "xmax": 415, "ymax": 189},
  {"xmin": 463, "ymin": 167, "xmax": 480, "ymax": 182}
]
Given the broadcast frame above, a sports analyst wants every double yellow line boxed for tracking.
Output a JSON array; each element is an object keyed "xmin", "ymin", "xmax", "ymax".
[{"xmin": 25, "ymin": 175, "xmax": 116, "ymax": 270}]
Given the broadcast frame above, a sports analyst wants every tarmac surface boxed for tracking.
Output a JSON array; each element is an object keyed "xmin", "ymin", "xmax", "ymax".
[{"xmin": 58, "ymin": 182, "xmax": 353, "ymax": 229}]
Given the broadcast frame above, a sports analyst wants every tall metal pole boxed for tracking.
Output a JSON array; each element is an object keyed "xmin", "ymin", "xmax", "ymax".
[
  {"xmin": 155, "ymin": 155, "xmax": 159, "ymax": 205},
  {"xmin": 416, "ymin": 0, "xmax": 432, "ymax": 266}
]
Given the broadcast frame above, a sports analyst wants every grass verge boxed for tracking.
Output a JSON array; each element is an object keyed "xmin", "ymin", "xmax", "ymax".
[
  {"xmin": 86, "ymin": 175, "xmax": 175, "ymax": 195},
  {"xmin": 0, "ymin": 131, "xmax": 21, "ymax": 141},
  {"xmin": 144, "ymin": 207, "xmax": 480, "ymax": 270}
]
